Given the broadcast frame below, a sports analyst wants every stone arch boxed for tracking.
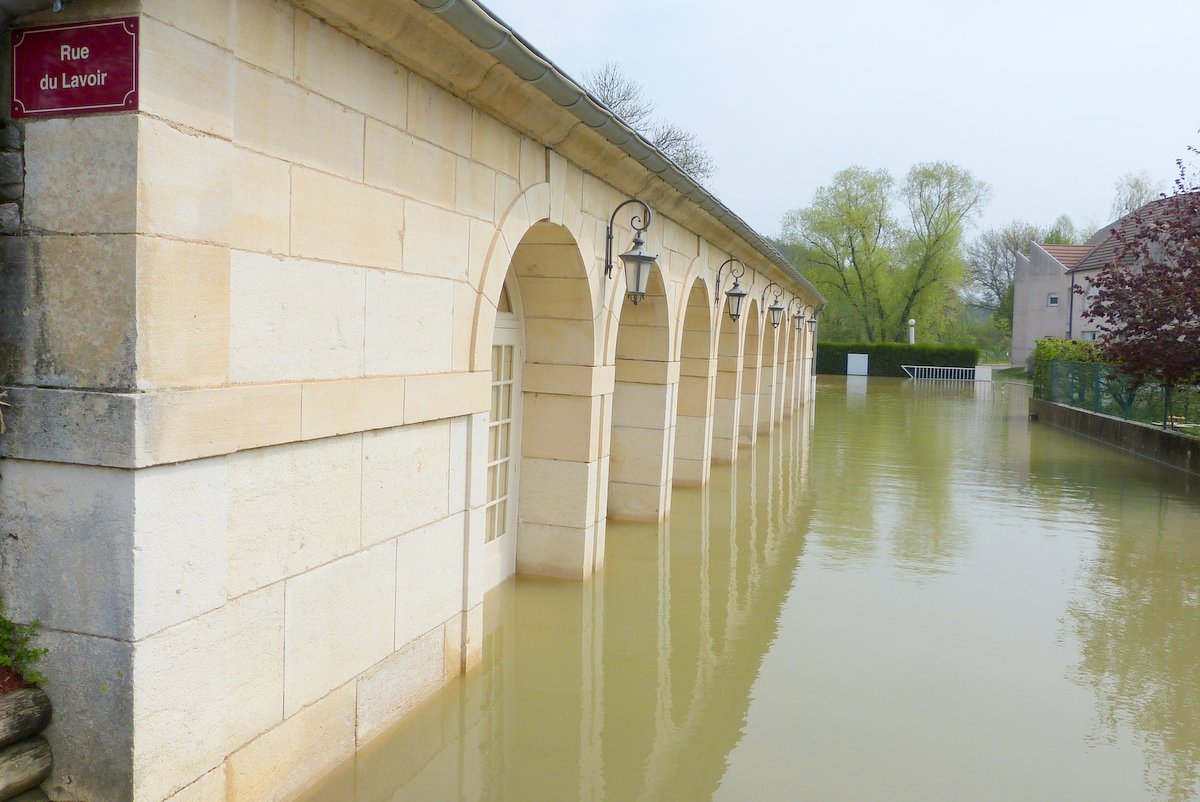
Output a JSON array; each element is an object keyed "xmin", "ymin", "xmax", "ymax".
[
  {"xmin": 673, "ymin": 276, "xmax": 716, "ymax": 486},
  {"xmin": 475, "ymin": 211, "xmax": 608, "ymax": 580},
  {"xmin": 738, "ymin": 296, "xmax": 762, "ymax": 446},
  {"xmin": 608, "ymin": 264, "xmax": 676, "ymax": 521}
]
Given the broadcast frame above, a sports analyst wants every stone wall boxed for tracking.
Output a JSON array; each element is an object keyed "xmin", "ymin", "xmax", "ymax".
[
  {"xmin": 1030, "ymin": 398, "xmax": 1200, "ymax": 476},
  {"xmin": 0, "ymin": 1, "xmax": 821, "ymax": 800}
]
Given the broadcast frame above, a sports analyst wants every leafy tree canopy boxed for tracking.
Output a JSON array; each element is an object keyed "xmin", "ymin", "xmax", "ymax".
[
  {"xmin": 1080, "ymin": 153, "xmax": 1200, "ymax": 389},
  {"xmin": 780, "ymin": 162, "xmax": 989, "ymax": 343}
]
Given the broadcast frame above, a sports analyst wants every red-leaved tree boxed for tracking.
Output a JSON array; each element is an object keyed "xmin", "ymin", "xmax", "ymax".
[{"xmin": 1079, "ymin": 150, "xmax": 1200, "ymax": 391}]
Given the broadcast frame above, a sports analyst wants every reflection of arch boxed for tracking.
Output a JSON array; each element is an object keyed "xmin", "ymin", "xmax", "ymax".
[
  {"xmin": 738, "ymin": 297, "xmax": 762, "ymax": 447},
  {"xmin": 477, "ymin": 208, "xmax": 608, "ymax": 580},
  {"xmin": 609, "ymin": 266, "xmax": 675, "ymax": 521},
  {"xmin": 673, "ymin": 277, "xmax": 716, "ymax": 486}
]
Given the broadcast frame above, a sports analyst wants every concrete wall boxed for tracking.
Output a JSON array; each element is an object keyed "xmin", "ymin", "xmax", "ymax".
[
  {"xmin": 0, "ymin": 1, "xmax": 821, "ymax": 800},
  {"xmin": 1012, "ymin": 245, "xmax": 1069, "ymax": 366},
  {"xmin": 1030, "ymin": 398, "xmax": 1200, "ymax": 476}
]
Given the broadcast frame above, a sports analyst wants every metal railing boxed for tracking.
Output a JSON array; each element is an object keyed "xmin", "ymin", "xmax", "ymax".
[
  {"xmin": 901, "ymin": 365, "xmax": 990, "ymax": 382},
  {"xmin": 1043, "ymin": 361, "xmax": 1200, "ymax": 436}
]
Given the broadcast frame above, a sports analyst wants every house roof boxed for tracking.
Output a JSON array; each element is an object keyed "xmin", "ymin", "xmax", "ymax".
[
  {"xmin": 1040, "ymin": 245, "xmax": 1092, "ymax": 268},
  {"xmin": 1071, "ymin": 196, "xmax": 1182, "ymax": 273}
]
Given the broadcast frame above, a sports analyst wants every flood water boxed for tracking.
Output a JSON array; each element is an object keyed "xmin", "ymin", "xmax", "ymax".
[{"xmin": 299, "ymin": 376, "xmax": 1200, "ymax": 802}]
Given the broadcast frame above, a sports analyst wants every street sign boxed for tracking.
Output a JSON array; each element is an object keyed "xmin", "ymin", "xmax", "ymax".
[{"xmin": 11, "ymin": 16, "xmax": 139, "ymax": 118}]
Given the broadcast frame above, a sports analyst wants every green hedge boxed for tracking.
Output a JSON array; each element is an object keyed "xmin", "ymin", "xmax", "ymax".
[
  {"xmin": 816, "ymin": 342, "xmax": 979, "ymax": 377},
  {"xmin": 1029, "ymin": 337, "xmax": 1099, "ymax": 397}
]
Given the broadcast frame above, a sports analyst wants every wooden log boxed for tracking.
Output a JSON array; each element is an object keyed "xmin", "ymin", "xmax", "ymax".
[
  {"xmin": 0, "ymin": 737, "xmax": 52, "ymax": 800},
  {"xmin": 0, "ymin": 690, "xmax": 51, "ymax": 750}
]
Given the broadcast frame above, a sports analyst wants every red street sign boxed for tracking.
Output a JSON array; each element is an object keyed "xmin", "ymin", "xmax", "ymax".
[{"xmin": 10, "ymin": 16, "xmax": 138, "ymax": 118}]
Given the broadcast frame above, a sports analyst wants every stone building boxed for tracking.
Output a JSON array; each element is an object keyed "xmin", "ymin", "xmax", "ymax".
[{"xmin": 0, "ymin": 0, "xmax": 823, "ymax": 800}]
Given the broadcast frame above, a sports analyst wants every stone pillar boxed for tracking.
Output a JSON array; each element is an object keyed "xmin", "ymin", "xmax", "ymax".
[
  {"xmin": 738, "ymin": 312, "xmax": 762, "ymax": 447},
  {"xmin": 608, "ymin": 356, "xmax": 678, "ymax": 522},
  {"xmin": 710, "ymin": 313, "xmax": 742, "ymax": 465},
  {"xmin": 517, "ymin": 363, "xmax": 611, "ymax": 578}
]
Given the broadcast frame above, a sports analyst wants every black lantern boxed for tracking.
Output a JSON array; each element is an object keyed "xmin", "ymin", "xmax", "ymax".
[
  {"xmin": 787, "ymin": 297, "xmax": 805, "ymax": 332},
  {"xmin": 807, "ymin": 315, "xmax": 817, "ymax": 333},
  {"xmin": 762, "ymin": 282, "xmax": 784, "ymax": 329},
  {"xmin": 605, "ymin": 199, "xmax": 657, "ymax": 305},
  {"xmin": 715, "ymin": 258, "xmax": 749, "ymax": 322}
]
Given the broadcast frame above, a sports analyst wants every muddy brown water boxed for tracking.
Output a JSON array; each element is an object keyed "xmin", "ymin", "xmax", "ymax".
[{"xmin": 297, "ymin": 376, "xmax": 1200, "ymax": 802}]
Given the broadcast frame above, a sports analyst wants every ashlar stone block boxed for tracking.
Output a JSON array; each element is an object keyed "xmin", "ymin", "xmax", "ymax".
[
  {"xmin": 234, "ymin": 62, "xmax": 364, "ymax": 180},
  {"xmin": 361, "ymin": 420, "xmax": 451, "ymax": 546},
  {"xmin": 364, "ymin": 271, "xmax": 454, "ymax": 376},
  {"xmin": 131, "ymin": 458, "xmax": 228, "ymax": 639},
  {"xmin": 24, "ymin": 114, "xmax": 136, "ymax": 234},
  {"xmin": 226, "ymin": 683, "xmax": 355, "ymax": 802},
  {"xmin": 139, "ymin": 15, "xmax": 232, "ymax": 138},
  {"xmin": 135, "ymin": 236, "xmax": 230, "ymax": 389},
  {"xmin": 229, "ymin": 251, "xmax": 365, "ymax": 383},
  {"xmin": 394, "ymin": 513, "xmax": 466, "ymax": 649},
  {"xmin": 355, "ymin": 625, "xmax": 445, "ymax": 743},
  {"xmin": 233, "ymin": 0, "xmax": 293, "ymax": 77},
  {"xmin": 0, "ymin": 460, "xmax": 133, "ymax": 639},
  {"xmin": 403, "ymin": 199, "xmax": 470, "ymax": 280},
  {"xmin": 294, "ymin": 13, "xmax": 406, "ymax": 128},
  {"xmin": 231, "ymin": 147, "xmax": 289, "ymax": 254},
  {"xmin": 290, "ymin": 167, "xmax": 403, "ymax": 270},
  {"xmin": 283, "ymin": 542, "xmax": 397, "ymax": 715},
  {"xmin": 226, "ymin": 435, "xmax": 362, "ymax": 597},
  {"xmin": 365, "ymin": 120, "xmax": 456, "ymax": 208},
  {"xmin": 137, "ymin": 117, "xmax": 232, "ymax": 245}
]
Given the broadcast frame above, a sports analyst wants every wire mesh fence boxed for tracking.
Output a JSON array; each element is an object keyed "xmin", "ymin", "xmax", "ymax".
[{"xmin": 1042, "ymin": 361, "xmax": 1200, "ymax": 436}]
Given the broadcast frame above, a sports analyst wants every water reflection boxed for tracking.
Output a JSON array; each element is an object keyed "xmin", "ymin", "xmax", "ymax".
[
  {"xmin": 297, "ymin": 405, "xmax": 817, "ymax": 802},
  {"xmin": 1032, "ymin": 439, "xmax": 1200, "ymax": 802},
  {"xmin": 296, "ymin": 378, "xmax": 1200, "ymax": 802}
]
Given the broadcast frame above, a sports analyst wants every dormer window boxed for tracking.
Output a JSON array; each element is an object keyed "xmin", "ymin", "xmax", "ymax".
[{"xmin": 1047, "ymin": 293, "xmax": 1059, "ymax": 308}]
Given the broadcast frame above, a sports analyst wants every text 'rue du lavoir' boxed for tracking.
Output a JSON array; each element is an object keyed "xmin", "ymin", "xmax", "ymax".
[{"xmin": 40, "ymin": 44, "xmax": 109, "ymax": 90}]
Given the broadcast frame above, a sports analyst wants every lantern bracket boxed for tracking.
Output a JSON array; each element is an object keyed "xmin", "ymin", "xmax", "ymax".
[{"xmin": 605, "ymin": 199, "xmax": 652, "ymax": 279}]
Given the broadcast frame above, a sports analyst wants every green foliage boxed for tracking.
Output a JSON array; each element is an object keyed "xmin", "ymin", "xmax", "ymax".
[
  {"xmin": 1029, "ymin": 337, "xmax": 1100, "ymax": 397},
  {"xmin": 780, "ymin": 161, "xmax": 989, "ymax": 343},
  {"xmin": 816, "ymin": 342, "xmax": 979, "ymax": 376},
  {"xmin": 0, "ymin": 608, "xmax": 48, "ymax": 687}
]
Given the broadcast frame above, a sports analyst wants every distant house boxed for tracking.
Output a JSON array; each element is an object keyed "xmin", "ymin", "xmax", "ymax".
[{"xmin": 1010, "ymin": 198, "xmax": 1175, "ymax": 366}]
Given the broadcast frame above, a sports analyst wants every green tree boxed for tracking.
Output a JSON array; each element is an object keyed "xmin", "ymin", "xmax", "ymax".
[{"xmin": 780, "ymin": 162, "xmax": 989, "ymax": 342}]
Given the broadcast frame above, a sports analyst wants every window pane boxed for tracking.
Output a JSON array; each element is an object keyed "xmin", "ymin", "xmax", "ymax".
[
  {"xmin": 487, "ymin": 465, "xmax": 498, "ymax": 503},
  {"xmin": 502, "ymin": 346, "xmax": 514, "ymax": 380},
  {"xmin": 498, "ymin": 383, "xmax": 511, "ymax": 420},
  {"xmin": 498, "ymin": 423, "xmax": 510, "ymax": 459},
  {"xmin": 496, "ymin": 465, "xmax": 508, "ymax": 498},
  {"xmin": 498, "ymin": 499, "xmax": 508, "ymax": 536},
  {"xmin": 490, "ymin": 384, "xmax": 501, "ymax": 419},
  {"xmin": 488, "ymin": 425, "xmax": 500, "ymax": 462},
  {"xmin": 486, "ymin": 504, "xmax": 498, "ymax": 542}
]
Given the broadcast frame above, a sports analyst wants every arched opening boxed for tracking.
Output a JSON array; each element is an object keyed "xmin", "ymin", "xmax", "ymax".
[
  {"xmin": 711, "ymin": 294, "xmax": 742, "ymax": 465},
  {"xmin": 480, "ymin": 220, "xmax": 605, "ymax": 582},
  {"xmin": 483, "ymin": 280, "xmax": 524, "ymax": 588},
  {"xmin": 673, "ymin": 278, "xmax": 715, "ymax": 486},
  {"xmin": 608, "ymin": 267, "xmax": 674, "ymax": 522},
  {"xmin": 756, "ymin": 313, "xmax": 779, "ymax": 436},
  {"xmin": 737, "ymin": 298, "xmax": 761, "ymax": 447}
]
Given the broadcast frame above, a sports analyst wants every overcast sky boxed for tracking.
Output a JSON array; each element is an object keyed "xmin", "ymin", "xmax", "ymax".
[{"xmin": 482, "ymin": 0, "xmax": 1198, "ymax": 242}]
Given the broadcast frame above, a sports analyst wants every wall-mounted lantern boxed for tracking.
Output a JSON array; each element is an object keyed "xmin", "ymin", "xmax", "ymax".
[
  {"xmin": 605, "ymin": 199, "xmax": 657, "ymax": 305},
  {"xmin": 807, "ymin": 313, "xmax": 818, "ymax": 334},
  {"xmin": 787, "ymin": 296, "xmax": 806, "ymax": 333},
  {"xmin": 762, "ymin": 282, "xmax": 785, "ymax": 328},
  {"xmin": 714, "ymin": 258, "xmax": 749, "ymax": 321}
]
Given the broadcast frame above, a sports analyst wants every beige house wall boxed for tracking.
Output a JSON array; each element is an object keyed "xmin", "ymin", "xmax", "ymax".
[{"xmin": 0, "ymin": 1, "xmax": 822, "ymax": 800}]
